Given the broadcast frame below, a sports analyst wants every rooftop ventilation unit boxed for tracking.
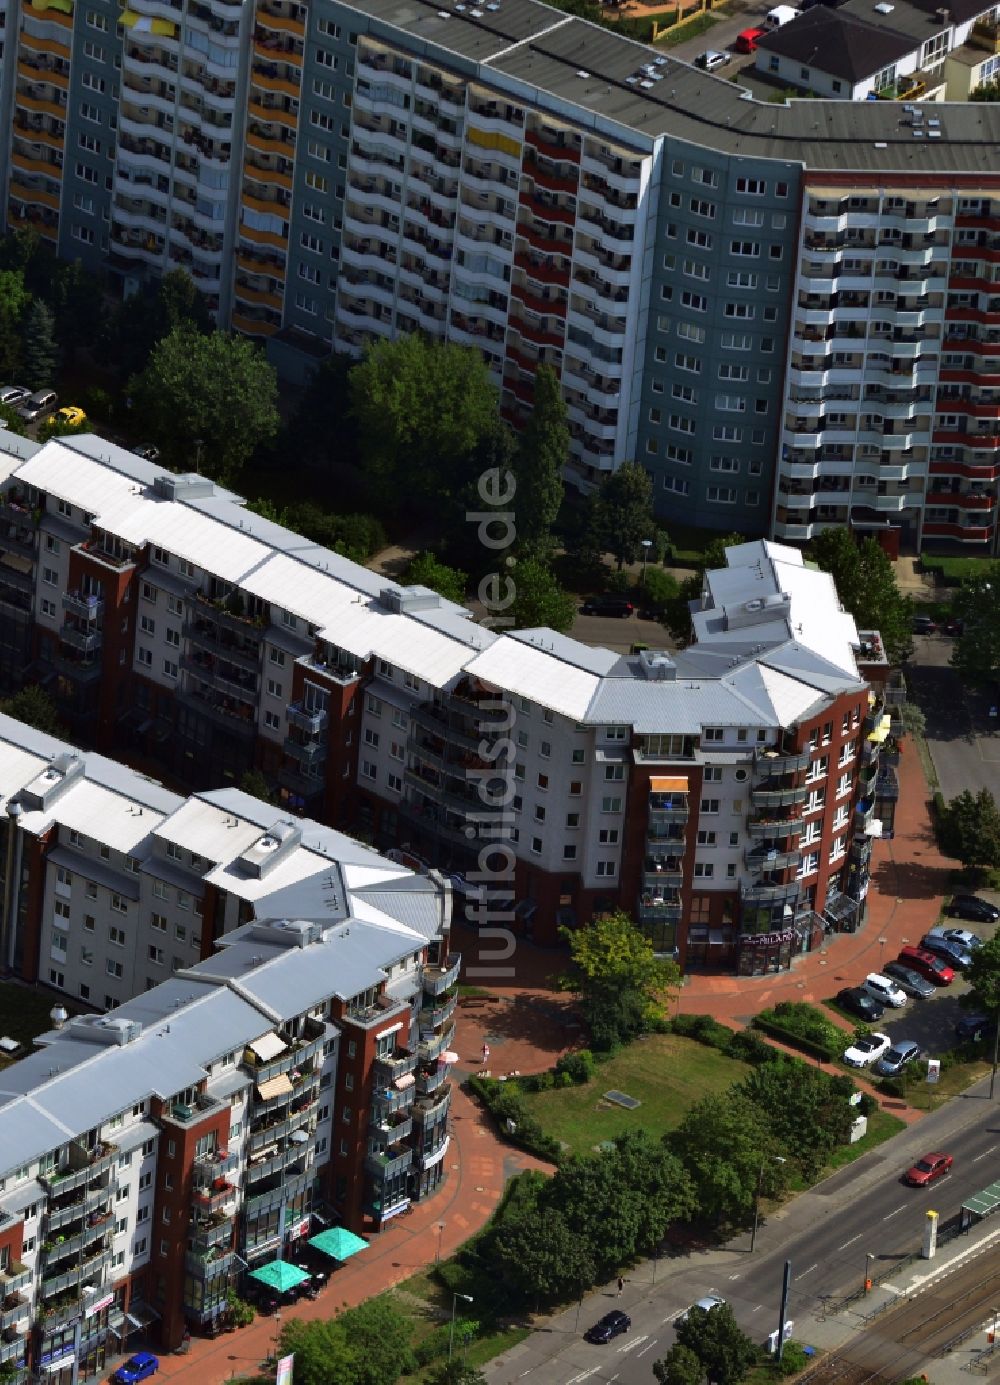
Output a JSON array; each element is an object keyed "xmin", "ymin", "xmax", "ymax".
[{"xmin": 153, "ymin": 473, "xmax": 215, "ymax": 502}]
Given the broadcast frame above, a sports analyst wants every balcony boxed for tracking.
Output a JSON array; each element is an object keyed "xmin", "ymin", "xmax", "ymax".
[
  {"xmin": 365, "ymin": 1148, "xmax": 413, "ymax": 1181},
  {"xmin": 875, "ymin": 767, "xmax": 899, "ymax": 801},
  {"xmin": 191, "ymin": 1179, "xmax": 236, "ymax": 1216},
  {"xmin": 740, "ymin": 880, "xmax": 802, "ymax": 906},
  {"xmin": 648, "ymin": 798, "xmax": 689, "ymax": 825},
  {"xmin": 371, "ymin": 1083, "xmax": 416, "ymax": 1117},
  {"xmin": 371, "ymin": 1109, "xmax": 413, "ymax": 1144},
  {"xmin": 243, "ymin": 1018, "xmax": 327, "ymax": 1086},
  {"xmin": 418, "ymin": 1022, "xmax": 456, "ymax": 1064},
  {"xmin": 286, "ymin": 702, "xmax": 327, "ymax": 735},
  {"xmin": 423, "ymin": 954, "xmax": 461, "ymax": 996},
  {"xmin": 61, "ymin": 591, "xmax": 102, "ymax": 620},
  {"xmin": 191, "ymin": 1149, "xmax": 239, "ymax": 1190},
  {"xmin": 40, "ymin": 1212, "xmax": 113, "ymax": 1267},
  {"xmin": 0, "ymin": 1295, "xmax": 29, "ymax": 1332},
  {"xmin": 637, "ymin": 896, "xmax": 682, "ymax": 925},
  {"xmin": 750, "ymin": 783, "xmax": 809, "ymax": 808},
  {"xmin": 59, "ymin": 624, "xmax": 101, "ymax": 655},
  {"xmin": 184, "ymin": 1248, "xmax": 235, "ymax": 1280},
  {"xmin": 40, "ymin": 1142, "xmax": 117, "ymax": 1195},
  {"xmin": 245, "ymin": 1141, "xmax": 309, "ymax": 1185},
  {"xmin": 283, "ymin": 736, "xmax": 326, "ymax": 771},
  {"xmin": 747, "ymin": 811, "xmax": 803, "ymax": 838},
  {"xmin": 413, "ymin": 1085, "xmax": 452, "ymax": 1124},
  {"xmin": 39, "ymin": 1243, "xmax": 112, "ymax": 1299},
  {"xmin": 421, "ymin": 990, "xmax": 458, "ymax": 1030},
  {"xmin": 416, "ymin": 1063, "xmax": 448, "ymax": 1096},
  {"xmin": 39, "ymin": 1296, "xmax": 82, "ymax": 1330},
  {"xmin": 754, "ymin": 747, "xmax": 811, "ymax": 776},
  {"xmin": 745, "ymin": 845, "xmax": 802, "ymax": 872},
  {"xmin": 0, "ymin": 1268, "xmax": 30, "ymax": 1298},
  {"xmin": 189, "ymin": 1209, "xmax": 235, "ymax": 1254}
]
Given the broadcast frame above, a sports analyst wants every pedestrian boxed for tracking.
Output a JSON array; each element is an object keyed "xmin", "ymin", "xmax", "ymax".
[
  {"xmin": 617, "ymin": 1276, "xmax": 624, "ymax": 1297},
  {"xmin": 482, "ymin": 1042, "xmax": 490, "ymax": 1065}
]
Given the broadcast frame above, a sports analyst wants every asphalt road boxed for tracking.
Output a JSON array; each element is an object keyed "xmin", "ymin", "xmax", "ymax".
[
  {"xmin": 486, "ymin": 1078, "xmax": 1000, "ymax": 1385},
  {"xmin": 906, "ymin": 632, "xmax": 1000, "ymax": 803},
  {"xmin": 569, "ymin": 610, "xmax": 671, "ymax": 654}
]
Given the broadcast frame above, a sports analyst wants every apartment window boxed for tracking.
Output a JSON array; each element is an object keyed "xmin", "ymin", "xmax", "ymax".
[
  {"xmin": 694, "ymin": 863, "xmax": 714, "ymax": 878},
  {"xmin": 707, "ymin": 486, "xmax": 737, "ymax": 504},
  {"xmin": 106, "ymin": 958, "xmax": 123, "ymax": 978},
  {"xmin": 151, "ymin": 914, "xmax": 167, "ymax": 933},
  {"xmin": 87, "ymin": 8, "xmax": 108, "ymax": 28},
  {"xmin": 595, "ymin": 861, "xmax": 617, "ymax": 878},
  {"xmin": 83, "ymin": 39, "xmax": 105, "ymax": 59},
  {"xmin": 163, "ymin": 660, "xmax": 178, "ymax": 680},
  {"xmin": 364, "ymin": 728, "xmax": 379, "ymax": 748},
  {"xmin": 264, "ymin": 710, "xmax": 280, "ymax": 731},
  {"xmin": 305, "ymin": 170, "xmax": 328, "ymax": 193},
  {"xmin": 700, "ymin": 798, "xmax": 720, "ymax": 814},
  {"xmin": 306, "ymin": 139, "xmax": 331, "ymax": 162},
  {"xmin": 111, "ymin": 893, "xmax": 127, "ymax": 913},
  {"xmin": 530, "ymin": 837, "xmax": 543, "ymax": 855},
  {"xmin": 696, "ymin": 829, "xmax": 717, "ymax": 846},
  {"xmin": 361, "ymin": 760, "xmax": 377, "ymax": 781},
  {"xmin": 84, "ymin": 915, "xmax": 95, "ymax": 931},
  {"xmin": 269, "ymin": 648, "xmax": 286, "ymax": 667},
  {"xmin": 598, "ymin": 828, "xmax": 620, "ymax": 845},
  {"xmin": 148, "ymin": 945, "xmax": 164, "ymax": 965},
  {"xmin": 82, "ymin": 70, "xmax": 105, "ymax": 91},
  {"xmin": 736, "ymin": 177, "xmax": 765, "ymax": 195},
  {"xmin": 537, "ymin": 773, "xmax": 549, "ymax": 790},
  {"xmin": 601, "ymin": 796, "xmax": 622, "ymax": 813},
  {"xmin": 730, "ymin": 240, "xmax": 760, "ymax": 257},
  {"xmin": 677, "ymin": 321, "xmax": 706, "ymax": 344},
  {"xmin": 562, "ymin": 844, "xmax": 577, "ymax": 861},
  {"xmin": 675, "ymin": 352, "xmax": 701, "ymax": 374},
  {"xmin": 165, "ymin": 627, "xmax": 179, "ymax": 648}
]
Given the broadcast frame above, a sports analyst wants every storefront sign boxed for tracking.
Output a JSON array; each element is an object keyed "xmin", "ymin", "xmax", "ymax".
[
  {"xmin": 738, "ymin": 928, "xmax": 795, "ymax": 949},
  {"xmin": 381, "ymin": 1201, "xmax": 411, "ymax": 1222},
  {"xmin": 42, "ymin": 1352, "xmax": 76, "ymax": 1373},
  {"xmin": 276, "ymin": 1353, "xmax": 294, "ymax": 1385},
  {"xmin": 287, "ymin": 1217, "xmax": 311, "ymax": 1241},
  {"xmin": 85, "ymin": 1294, "xmax": 115, "ymax": 1318}
]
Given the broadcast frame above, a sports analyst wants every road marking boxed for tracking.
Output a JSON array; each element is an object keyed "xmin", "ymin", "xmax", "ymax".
[
  {"xmin": 565, "ymin": 1369, "xmax": 602, "ymax": 1384},
  {"xmin": 800, "ymin": 1264, "xmax": 819, "ymax": 1277},
  {"xmin": 973, "ymin": 1145, "xmax": 998, "ymax": 1163},
  {"xmin": 617, "ymin": 1335, "xmax": 649, "ymax": 1354},
  {"xmin": 728, "ymin": 1273, "xmax": 742, "ymax": 1280},
  {"xmin": 839, "ymin": 1234, "xmax": 863, "ymax": 1249},
  {"xmin": 637, "ymin": 1341, "xmax": 659, "ymax": 1358},
  {"xmin": 882, "ymin": 1205, "xmax": 907, "ymax": 1220},
  {"xmin": 752, "ymin": 1305, "xmax": 763, "ymax": 1313}
]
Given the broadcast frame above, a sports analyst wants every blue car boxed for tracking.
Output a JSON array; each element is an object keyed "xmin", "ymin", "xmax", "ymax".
[{"xmin": 113, "ymin": 1354, "xmax": 159, "ymax": 1385}]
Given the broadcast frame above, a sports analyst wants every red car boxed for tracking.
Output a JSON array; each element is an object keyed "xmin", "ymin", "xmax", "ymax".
[
  {"xmin": 735, "ymin": 25, "xmax": 767, "ymax": 51},
  {"xmin": 904, "ymin": 1152, "xmax": 953, "ymax": 1187},
  {"xmin": 897, "ymin": 945, "xmax": 954, "ymax": 986}
]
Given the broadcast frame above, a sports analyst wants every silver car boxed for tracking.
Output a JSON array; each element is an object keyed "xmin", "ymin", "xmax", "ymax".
[
  {"xmin": 17, "ymin": 389, "xmax": 57, "ymax": 422},
  {"xmin": 0, "ymin": 385, "xmax": 30, "ymax": 408},
  {"xmin": 696, "ymin": 49, "xmax": 730, "ymax": 71}
]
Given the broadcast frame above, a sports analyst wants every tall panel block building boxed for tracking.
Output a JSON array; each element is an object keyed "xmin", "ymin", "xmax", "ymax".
[
  {"xmin": 0, "ymin": 433, "xmax": 902, "ymax": 975},
  {"xmin": 1, "ymin": 0, "xmax": 1000, "ymax": 535}
]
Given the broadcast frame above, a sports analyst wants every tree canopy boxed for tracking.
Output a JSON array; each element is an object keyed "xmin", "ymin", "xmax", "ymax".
[
  {"xmin": 738, "ymin": 1057, "xmax": 855, "ymax": 1178},
  {"xmin": 965, "ymin": 932, "xmax": 1000, "ymax": 1013},
  {"xmin": 0, "ymin": 269, "xmax": 30, "ymax": 379},
  {"xmin": 278, "ymin": 1297, "xmax": 414, "ymax": 1385},
  {"xmin": 103, "ymin": 268, "xmax": 213, "ymax": 379},
  {"xmin": 557, "ymin": 910, "xmax": 679, "ymax": 1049},
  {"xmin": 1, "ymin": 685, "xmax": 66, "ymax": 738},
  {"xmin": 936, "ymin": 789, "xmax": 1000, "ymax": 875},
  {"xmin": 669, "ymin": 1090, "xmax": 786, "ymax": 1226},
  {"xmin": 21, "ymin": 299, "xmax": 58, "ymax": 391},
  {"xmin": 588, "ymin": 462, "xmax": 657, "ymax": 568},
  {"xmin": 673, "ymin": 1302, "xmax": 759, "ymax": 1385},
  {"xmin": 951, "ymin": 564, "xmax": 1000, "ymax": 686},
  {"xmin": 349, "ymin": 335, "xmax": 500, "ymax": 514},
  {"xmin": 511, "ymin": 364, "xmax": 567, "ymax": 555},
  {"xmin": 509, "ymin": 556, "xmax": 576, "ymax": 634},
  {"xmin": 811, "ymin": 528, "xmax": 912, "ymax": 663},
  {"xmin": 128, "ymin": 326, "xmax": 279, "ymax": 484},
  {"xmin": 404, "ymin": 552, "xmax": 468, "ymax": 604}
]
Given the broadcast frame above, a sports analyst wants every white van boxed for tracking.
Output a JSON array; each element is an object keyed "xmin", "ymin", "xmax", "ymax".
[
  {"xmin": 765, "ymin": 5, "xmax": 799, "ymax": 25},
  {"xmin": 864, "ymin": 972, "xmax": 908, "ymax": 1009}
]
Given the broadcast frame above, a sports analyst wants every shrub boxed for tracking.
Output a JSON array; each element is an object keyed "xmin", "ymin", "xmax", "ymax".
[
  {"xmin": 727, "ymin": 1030, "xmax": 774, "ymax": 1067},
  {"xmin": 465, "ymin": 1075, "xmax": 562, "ymax": 1163},
  {"xmin": 776, "ymin": 1342, "xmax": 809, "ymax": 1376},
  {"xmin": 555, "ymin": 1049, "xmax": 597, "ymax": 1083},
  {"xmin": 754, "ymin": 1002, "xmax": 842, "ymax": 1062},
  {"xmin": 605, "ymin": 568, "xmax": 633, "ymax": 594}
]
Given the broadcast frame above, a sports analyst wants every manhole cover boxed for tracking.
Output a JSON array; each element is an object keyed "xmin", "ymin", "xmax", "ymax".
[{"xmin": 604, "ymin": 1090, "xmax": 641, "ymax": 1109}]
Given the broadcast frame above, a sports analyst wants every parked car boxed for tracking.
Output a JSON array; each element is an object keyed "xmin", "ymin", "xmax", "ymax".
[
  {"xmin": 132, "ymin": 443, "xmax": 161, "ymax": 462},
  {"xmin": 896, "ymin": 945, "xmax": 954, "ymax": 986},
  {"xmin": 17, "ymin": 389, "xmax": 57, "ymax": 422},
  {"xmin": 580, "ymin": 595, "xmax": 634, "ymax": 617},
  {"xmin": 836, "ymin": 986, "xmax": 885, "ymax": 1021},
  {"xmin": 0, "ymin": 385, "xmax": 30, "ymax": 407},
  {"xmin": 113, "ymin": 1355, "xmax": 159, "ymax": 1385},
  {"xmin": 676, "ymin": 1295, "xmax": 726, "ymax": 1326},
  {"xmin": 943, "ymin": 618, "xmax": 965, "ymax": 636},
  {"xmin": 937, "ymin": 926, "xmax": 984, "ymax": 950},
  {"xmin": 864, "ymin": 973, "xmax": 907, "ymax": 1009},
  {"xmin": 873, "ymin": 1039, "xmax": 921, "ymax": 1077},
  {"xmin": 955, "ymin": 1013, "xmax": 996, "ymax": 1042},
  {"xmin": 765, "ymin": 4, "xmax": 800, "ymax": 25},
  {"xmin": 882, "ymin": 961, "xmax": 936, "ymax": 999},
  {"xmin": 842, "ymin": 1031, "xmax": 891, "ymax": 1068},
  {"xmin": 735, "ymin": 24, "xmax": 767, "ymax": 49},
  {"xmin": 912, "ymin": 614, "xmax": 936, "ymax": 634},
  {"xmin": 585, "ymin": 1311, "xmax": 631, "ymax": 1343},
  {"xmin": 47, "ymin": 406, "xmax": 86, "ymax": 429},
  {"xmin": 946, "ymin": 894, "xmax": 999, "ymax": 923},
  {"xmin": 695, "ymin": 48, "xmax": 730, "ymax": 69},
  {"xmin": 920, "ymin": 933, "xmax": 973, "ymax": 970},
  {"xmin": 903, "ymin": 1151, "xmax": 953, "ymax": 1187}
]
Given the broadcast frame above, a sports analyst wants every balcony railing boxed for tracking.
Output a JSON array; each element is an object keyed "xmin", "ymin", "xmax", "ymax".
[
  {"xmin": 191, "ymin": 1149, "xmax": 239, "ymax": 1189},
  {"xmin": 286, "ymin": 702, "xmax": 328, "ymax": 735},
  {"xmin": 753, "ymin": 747, "xmax": 812, "ymax": 776},
  {"xmin": 418, "ymin": 1022, "xmax": 456, "ymax": 1064},
  {"xmin": 750, "ymin": 784, "xmax": 810, "ymax": 808},
  {"xmin": 61, "ymin": 591, "xmax": 103, "ymax": 620},
  {"xmin": 184, "ymin": 1248, "xmax": 235, "ymax": 1280},
  {"xmin": 365, "ymin": 1148, "xmax": 413, "ymax": 1181},
  {"xmin": 421, "ymin": 990, "xmax": 458, "ymax": 1030},
  {"xmin": 636, "ymin": 897, "xmax": 682, "ymax": 924},
  {"xmin": 40, "ymin": 1143, "xmax": 117, "ymax": 1194},
  {"xmin": 47, "ymin": 1183, "xmax": 115, "ymax": 1231},
  {"xmin": 416, "ymin": 1063, "xmax": 448, "ymax": 1096},
  {"xmin": 423, "ymin": 954, "xmax": 461, "ymax": 996},
  {"xmin": 191, "ymin": 1180, "xmax": 236, "ymax": 1216},
  {"xmin": 413, "ymin": 1085, "xmax": 452, "ymax": 1123}
]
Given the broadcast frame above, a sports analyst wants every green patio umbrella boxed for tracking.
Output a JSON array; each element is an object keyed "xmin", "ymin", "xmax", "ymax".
[
  {"xmin": 307, "ymin": 1226, "xmax": 369, "ymax": 1261},
  {"xmin": 248, "ymin": 1258, "xmax": 311, "ymax": 1292}
]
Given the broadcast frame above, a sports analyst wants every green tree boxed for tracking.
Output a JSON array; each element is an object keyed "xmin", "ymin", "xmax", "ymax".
[
  {"xmin": 701, "ymin": 532, "xmax": 747, "ymax": 571},
  {"xmin": 509, "ymin": 556, "xmax": 575, "ymax": 634},
  {"xmin": 404, "ymin": 552, "xmax": 468, "ymax": 604},
  {"xmin": 511, "ymin": 363, "xmax": 567, "ymax": 555},
  {"xmin": 0, "ymin": 404, "xmax": 26, "ymax": 436},
  {"xmin": 489, "ymin": 1200, "xmax": 597, "ymax": 1303},
  {"xmin": 739, "ymin": 1058, "xmax": 854, "ymax": 1178},
  {"xmin": 47, "ymin": 258, "xmax": 106, "ymax": 360},
  {"xmin": 964, "ymin": 931, "xmax": 1000, "ymax": 1014},
  {"xmin": 279, "ymin": 353, "xmax": 359, "ymax": 471},
  {"xmin": 103, "ymin": 268, "xmax": 213, "ymax": 379},
  {"xmin": 349, "ymin": 335, "xmax": 499, "ymax": 512},
  {"xmin": 670, "ymin": 1091, "xmax": 785, "ymax": 1226},
  {"xmin": 952, "ymin": 565, "xmax": 1000, "ymax": 686},
  {"xmin": 557, "ymin": 910, "xmax": 679, "ymax": 1050},
  {"xmin": 642, "ymin": 566, "xmax": 680, "ymax": 618},
  {"xmin": 279, "ymin": 1297, "xmax": 414, "ymax": 1385},
  {"xmin": 239, "ymin": 769, "xmax": 275, "ymax": 804},
  {"xmin": 675, "ymin": 1303, "xmax": 759, "ymax": 1385},
  {"xmin": 937, "ymin": 788, "xmax": 1000, "ymax": 875},
  {"xmin": 589, "ymin": 462, "xmax": 656, "ymax": 568},
  {"xmin": 0, "ymin": 685, "xmax": 66, "ymax": 737},
  {"xmin": 128, "ymin": 326, "xmax": 279, "ymax": 485},
  {"xmin": 654, "ymin": 1345, "xmax": 706, "ymax": 1385},
  {"xmin": 21, "ymin": 299, "xmax": 59, "ymax": 392},
  {"xmin": 0, "ymin": 269, "xmax": 30, "ymax": 380},
  {"xmin": 37, "ymin": 412, "xmax": 87, "ymax": 444},
  {"xmin": 811, "ymin": 528, "xmax": 912, "ymax": 663},
  {"xmin": 663, "ymin": 572, "xmax": 703, "ymax": 646},
  {"xmin": 900, "ymin": 701, "xmax": 925, "ymax": 738}
]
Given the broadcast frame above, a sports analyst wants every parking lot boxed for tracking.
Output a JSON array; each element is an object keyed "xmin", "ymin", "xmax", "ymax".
[{"xmin": 660, "ymin": 1, "xmax": 776, "ymax": 75}]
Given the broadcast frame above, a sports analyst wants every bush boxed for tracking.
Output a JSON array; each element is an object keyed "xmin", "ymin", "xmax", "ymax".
[
  {"xmin": 727, "ymin": 1030, "xmax": 775, "ymax": 1067},
  {"xmin": 605, "ymin": 568, "xmax": 633, "ymax": 594},
  {"xmin": 465, "ymin": 1075, "xmax": 563, "ymax": 1163},
  {"xmin": 81, "ymin": 386, "xmax": 115, "ymax": 423},
  {"xmin": 754, "ymin": 1002, "xmax": 842, "ymax": 1062},
  {"xmin": 776, "ymin": 1342, "xmax": 809, "ymax": 1376},
  {"xmin": 641, "ymin": 566, "xmax": 680, "ymax": 616},
  {"xmin": 414, "ymin": 1325, "xmax": 452, "ymax": 1365},
  {"xmin": 555, "ymin": 1049, "xmax": 597, "ymax": 1083},
  {"xmin": 671, "ymin": 1012, "xmax": 733, "ymax": 1051}
]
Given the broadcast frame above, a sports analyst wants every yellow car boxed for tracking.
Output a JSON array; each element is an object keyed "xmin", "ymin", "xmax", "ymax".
[{"xmin": 48, "ymin": 406, "xmax": 87, "ymax": 429}]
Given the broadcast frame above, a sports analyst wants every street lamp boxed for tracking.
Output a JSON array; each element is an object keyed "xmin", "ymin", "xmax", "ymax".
[
  {"xmin": 750, "ymin": 1155, "xmax": 786, "ymax": 1253},
  {"xmin": 865, "ymin": 1252, "xmax": 875, "ymax": 1293},
  {"xmin": 435, "ymin": 1221, "xmax": 446, "ymax": 1264},
  {"xmin": 641, "ymin": 538, "xmax": 653, "ymax": 586},
  {"xmin": 449, "ymin": 1293, "xmax": 473, "ymax": 1361},
  {"xmin": 273, "ymin": 1309, "xmax": 281, "ymax": 1365}
]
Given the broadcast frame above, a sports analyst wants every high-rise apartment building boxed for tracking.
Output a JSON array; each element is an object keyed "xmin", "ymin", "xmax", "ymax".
[
  {"xmin": 0, "ymin": 434, "xmax": 901, "ymax": 974},
  {"xmin": 0, "ymin": 711, "xmax": 457, "ymax": 1372},
  {"xmin": 2, "ymin": 0, "xmax": 1000, "ymax": 531}
]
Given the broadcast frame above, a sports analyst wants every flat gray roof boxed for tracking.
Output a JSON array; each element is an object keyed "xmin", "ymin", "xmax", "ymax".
[{"xmin": 343, "ymin": 0, "xmax": 1000, "ymax": 171}]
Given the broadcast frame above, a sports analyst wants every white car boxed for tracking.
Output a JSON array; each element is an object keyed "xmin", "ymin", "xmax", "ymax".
[
  {"xmin": 864, "ymin": 972, "xmax": 907, "ymax": 1008},
  {"xmin": 842, "ymin": 1031, "xmax": 891, "ymax": 1068},
  {"xmin": 675, "ymin": 1295, "xmax": 725, "ymax": 1326}
]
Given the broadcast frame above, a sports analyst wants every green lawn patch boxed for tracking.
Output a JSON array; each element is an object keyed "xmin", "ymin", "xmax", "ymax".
[
  {"xmin": 919, "ymin": 555, "xmax": 995, "ymax": 586},
  {"xmin": 520, "ymin": 1033, "xmax": 749, "ymax": 1156},
  {"xmin": 0, "ymin": 981, "xmax": 84, "ymax": 1065}
]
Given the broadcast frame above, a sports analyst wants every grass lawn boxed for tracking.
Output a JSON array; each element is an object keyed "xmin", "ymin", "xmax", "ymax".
[
  {"xmin": 521, "ymin": 1033, "xmax": 749, "ymax": 1156},
  {"xmin": 919, "ymin": 555, "xmax": 995, "ymax": 585},
  {"xmin": 891, "ymin": 1058, "xmax": 992, "ymax": 1113},
  {"xmin": 0, "ymin": 981, "xmax": 84, "ymax": 1066}
]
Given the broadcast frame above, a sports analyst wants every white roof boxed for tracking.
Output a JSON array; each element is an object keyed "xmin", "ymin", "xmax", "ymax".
[
  {"xmin": 463, "ymin": 636, "xmax": 601, "ymax": 721},
  {"xmin": 0, "ymin": 738, "xmax": 47, "ymax": 808},
  {"xmin": 756, "ymin": 665, "xmax": 826, "ymax": 725},
  {"xmin": 203, "ymin": 842, "xmax": 330, "ymax": 903},
  {"xmin": 154, "ymin": 797, "xmax": 264, "ymax": 862},
  {"xmin": 42, "ymin": 779, "xmax": 163, "ymax": 853},
  {"xmin": 102, "ymin": 492, "xmax": 270, "ymax": 582}
]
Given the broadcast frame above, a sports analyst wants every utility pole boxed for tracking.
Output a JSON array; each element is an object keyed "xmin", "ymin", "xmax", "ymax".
[{"xmin": 777, "ymin": 1260, "xmax": 792, "ymax": 1364}]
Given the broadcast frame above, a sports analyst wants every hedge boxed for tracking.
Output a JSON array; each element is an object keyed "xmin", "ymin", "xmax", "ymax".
[
  {"xmin": 752, "ymin": 1002, "xmax": 843, "ymax": 1062},
  {"xmin": 669, "ymin": 1012, "xmax": 775, "ymax": 1067}
]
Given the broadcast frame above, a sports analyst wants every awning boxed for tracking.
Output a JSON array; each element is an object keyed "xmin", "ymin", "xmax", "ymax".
[
  {"xmin": 441, "ymin": 1051, "xmax": 460, "ymax": 1065},
  {"xmin": 256, "ymin": 1073, "xmax": 293, "ymax": 1101},
  {"xmin": 307, "ymin": 1227, "xmax": 369, "ymax": 1262},
  {"xmin": 0, "ymin": 553, "xmax": 31, "ymax": 574},
  {"xmin": 289, "ymin": 1128, "xmax": 309, "ymax": 1144},
  {"xmin": 394, "ymin": 1073, "xmax": 415, "ymax": 1089},
  {"xmin": 125, "ymin": 1304, "xmax": 159, "ymax": 1328},
  {"xmin": 650, "ymin": 776, "xmax": 688, "ymax": 792},
  {"xmin": 248, "ymin": 1259, "xmax": 310, "ymax": 1293},
  {"xmin": 249, "ymin": 1032, "xmax": 287, "ymax": 1063},
  {"xmin": 867, "ymin": 714, "xmax": 892, "ymax": 744}
]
